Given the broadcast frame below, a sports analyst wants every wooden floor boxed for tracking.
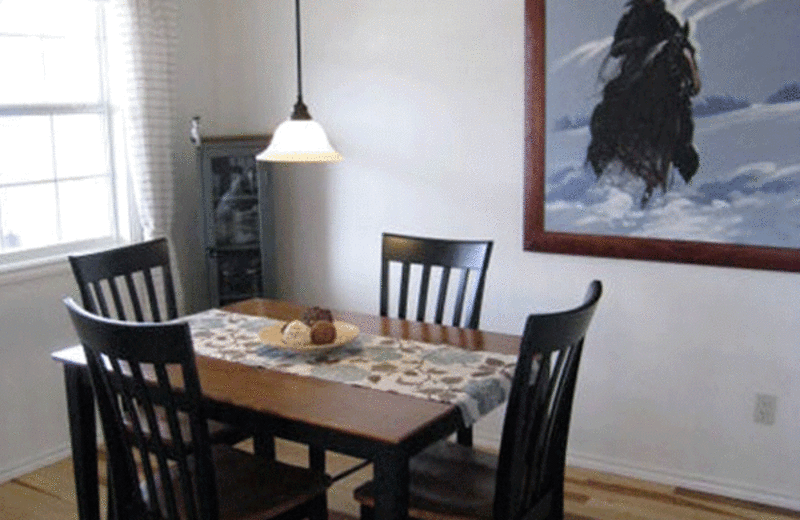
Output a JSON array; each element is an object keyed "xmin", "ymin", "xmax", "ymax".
[{"xmin": 1, "ymin": 438, "xmax": 798, "ymax": 520}]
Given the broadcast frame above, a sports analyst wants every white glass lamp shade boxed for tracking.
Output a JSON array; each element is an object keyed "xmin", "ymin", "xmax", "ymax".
[{"xmin": 256, "ymin": 119, "xmax": 342, "ymax": 163}]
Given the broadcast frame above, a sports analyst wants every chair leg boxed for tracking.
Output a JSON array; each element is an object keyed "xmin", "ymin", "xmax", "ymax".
[
  {"xmin": 311, "ymin": 493, "xmax": 328, "ymax": 520},
  {"xmin": 309, "ymin": 445, "xmax": 326, "ymax": 473},
  {"xmin": 551, "ymin": 487, "xmax": 564, "ymax": 520},
  {"xmin": 456, "ymin": 425, "xmax": 473, "ymax": 447},
  {"xmin": 253, "ymin": 432, "xmax": 276, "ymax": 460},
  {"xmin": 359, "ymin": 504, "xmax": 374, "ymax": 520}
]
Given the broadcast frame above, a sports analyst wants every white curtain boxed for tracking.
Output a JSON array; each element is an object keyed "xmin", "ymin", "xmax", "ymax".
[
  {"xmin": 111, "ymin": 0, "xmax": 178, "ymax": 241},
  {"xmin": 110, "ymin": 0, "xmax": 183, "ymax": 309}
]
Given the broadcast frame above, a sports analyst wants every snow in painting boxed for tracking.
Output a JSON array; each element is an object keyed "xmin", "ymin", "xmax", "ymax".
[{"xmin": 545, "ymin": 0, "xmax": 800, "ymax": 248}]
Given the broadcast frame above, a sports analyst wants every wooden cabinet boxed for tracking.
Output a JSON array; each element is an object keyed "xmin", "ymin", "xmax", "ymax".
[{"xmin": 198, "ymin": 135, "xmax": 276, "ymax": 307}]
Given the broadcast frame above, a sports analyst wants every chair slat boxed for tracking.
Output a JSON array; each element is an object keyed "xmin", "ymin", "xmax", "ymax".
[
  {"xmin": 416, "ymin": 265, "xmax": 431, "ymax": 322},
  {"xmin": 111, "ymin": 278, "xmax": 131, "ymax": 320},
  {"xmin": 434, "ymin": 267, "xmax": 451, "ymax": 325},
  {"xmin": 451, "ymin": 269, "xmax": 470, "ymax": 327},
  {"xmin": 162, "ymin": 268, "xmax": 177, "ymax": 322},
  {"xmin": 380, "ymin": 259, "xmax": 391, "ymax": 317},
  {"xmin": 91, "ymin": 282, "xmax": 113, "ymax": 319},
  {"xmin": 141, "ymin": 269, "xmax": 162, "ymax": 322},
  {"xmin": 126, "ymin": 274, "xmax": 143, "ymax": 321},
  {"xmin": 398, "ymin": 263, "xmax": 411, "ymax": 319}
]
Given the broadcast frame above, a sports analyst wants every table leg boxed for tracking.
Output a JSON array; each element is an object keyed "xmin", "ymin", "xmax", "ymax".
[
  {"xmin": 64, "ymin": 364, "xmax": 100, "ymax": 520},
  {"xmin": 457, "ymin": 425, "xmax": 473, "ymax": 447},
  {"xmin": 372, "ymin": 448, "xmax": 409, "ymax": 520},
  {"xmin": 253, "ymin": 432, "xmax": 276, "ymax": 460},
  {"xmin": 309, "ymin": 445, "xmax": 326, "ymax": 473}
]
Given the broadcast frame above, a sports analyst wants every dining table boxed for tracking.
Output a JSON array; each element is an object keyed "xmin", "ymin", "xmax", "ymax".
[{"xmin": 51, "ymin": 298, "xmax": 520, "ymax": 520}]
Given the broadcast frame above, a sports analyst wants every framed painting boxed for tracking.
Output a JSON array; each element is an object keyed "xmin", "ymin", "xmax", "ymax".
[{"xmin": 523, "ymin": 0, "xmax": 800, "ymax": 272}]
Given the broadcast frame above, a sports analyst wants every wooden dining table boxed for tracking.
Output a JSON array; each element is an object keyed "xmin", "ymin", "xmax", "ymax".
[{"xmin": 51, "ymin": 298, "xmax": 520, "ymax": 520}]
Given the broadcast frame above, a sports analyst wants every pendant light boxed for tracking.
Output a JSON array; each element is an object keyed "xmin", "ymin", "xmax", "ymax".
[{"xmin": 256, "ymin": 0, "xmax": 342, "ymax": 163}]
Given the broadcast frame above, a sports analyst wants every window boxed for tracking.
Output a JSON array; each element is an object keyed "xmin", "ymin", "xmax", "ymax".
[{"xmin": 0, "ymin": 0, "xmax": 128, "ymax": 268}]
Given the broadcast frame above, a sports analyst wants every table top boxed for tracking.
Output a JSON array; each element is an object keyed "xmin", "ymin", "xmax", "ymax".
[{"xmin": 52, "ymin": 298, "xmax": 520, "ymax": 447}]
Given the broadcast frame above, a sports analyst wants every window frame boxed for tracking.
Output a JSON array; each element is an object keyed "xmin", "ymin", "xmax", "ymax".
[{"xmin": 0, "ymin": 0, "xmax": 131, "ymax": 273}]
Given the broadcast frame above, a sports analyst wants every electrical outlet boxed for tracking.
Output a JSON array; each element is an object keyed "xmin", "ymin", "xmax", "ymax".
[{"xmin": 754, "ymin": 394, "xmax": 777, "ymax": 426}]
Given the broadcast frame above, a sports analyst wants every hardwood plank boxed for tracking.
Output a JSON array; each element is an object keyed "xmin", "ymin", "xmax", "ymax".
[
  {"xmin": 0, "ymin": 481, "xmax": 79, "ymax": 520},
  {"xmin": 674, "ymin": 487, "xmax": 800, "ymax": 520},
  {"xmin": 564, "ymin": 468, "xmax": 800, "ymax": 520},
  {"xmin": 13, "ymin": 458, "xmax": 78, "ymax": 504}
]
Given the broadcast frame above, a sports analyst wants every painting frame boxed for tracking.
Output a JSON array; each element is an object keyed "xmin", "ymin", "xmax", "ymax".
[{"xmin": 522, "ymin": 0, "xmax": 800, "ymax": 272}]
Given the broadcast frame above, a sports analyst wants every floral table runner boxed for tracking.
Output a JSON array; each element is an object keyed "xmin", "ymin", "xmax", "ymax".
[{"xmin": 185, "ymin": 309, "xmax": 518, "ymax": 427}]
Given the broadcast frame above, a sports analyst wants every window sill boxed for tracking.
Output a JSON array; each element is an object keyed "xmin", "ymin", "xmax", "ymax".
[{"xmin": 0, "ymin": 238, "xmax": 130, "ymax": 286}]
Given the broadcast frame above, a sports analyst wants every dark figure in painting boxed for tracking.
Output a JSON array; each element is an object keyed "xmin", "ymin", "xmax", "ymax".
[{"xmin": 587, "ymin": 0, "xmax": 701, "ymax": 207}]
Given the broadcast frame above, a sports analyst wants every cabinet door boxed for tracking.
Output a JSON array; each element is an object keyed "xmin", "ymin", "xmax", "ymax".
[{"xmin": 199, "ymin": 136, "xmax": 275, "ymax": 307}]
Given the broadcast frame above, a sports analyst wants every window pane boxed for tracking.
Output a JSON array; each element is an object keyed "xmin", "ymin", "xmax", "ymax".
[
  {"xmin": 0, "ymin": 37, "xmax": 46, "ymax": 104},
  {"xmin": 0, "ymin": 184, "xmax": 58, "ymax": 251},
  {"xmin": 0, "ymin": 0, "xmax": 96, "ymax": 38},
  {"xmin": 54, "ymin": 114, "xmax": 108, "ymax": 179},
  {"xmin": 0, "ymin": 116, "xmax": 54, "ymax": 185},
  {"xmin": 44, "ymin": 35, "xmax": 101, "ymax": 104},
  {"xmin": 0, "ymin": 0, "xmax": 100, "ymax": 105},
  {"xmin": 0, "ymin": 34, "xmax": 101, "ymax": 105},
  {"xmin": 58, "ymin": 178, "xmax": 113, "ymax": 242}
]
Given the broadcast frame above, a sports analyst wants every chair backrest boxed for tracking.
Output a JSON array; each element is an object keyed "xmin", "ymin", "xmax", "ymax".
[
  {"xmin": 493, "ymin": 281, "xmax": 602, "ymax": 520},
  {"xmin": 68, "ymin": 238, "xmax": 178, "ymax": 322},
  {"xmin": 64, "ymin": 297, "xmax": 218, "ymax": 520},
  {"xmin": 380, "ymin": 233, "xmax": 493, "ymax": 329}
]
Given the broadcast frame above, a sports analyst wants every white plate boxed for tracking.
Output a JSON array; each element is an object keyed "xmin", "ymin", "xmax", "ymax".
[{"xmin": 258, "ymin": 321, "xmax": 360, "ymax": 353}]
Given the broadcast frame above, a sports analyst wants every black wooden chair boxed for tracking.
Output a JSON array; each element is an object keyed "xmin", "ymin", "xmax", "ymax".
[
  {"xmin": 354, "ymin": 281, "xmax": 603, "ymax": 520},
  {"xmin": 381, "ymin": 233, "xmax": 493, "ymax": 330},
  {"xmin": 64, "ymin": 297, "xmax": 328, "ymax": 520},
  {"xmin": 381, "ymin": 232, "xmax": 493, "ymax": 447},
  {"xmin": 68, "ymin": 238, "xmax": 249, "ymax": 447},
  {"xmin": 68, "ymin": 238, "xmax": 178, "ymax": 323}
]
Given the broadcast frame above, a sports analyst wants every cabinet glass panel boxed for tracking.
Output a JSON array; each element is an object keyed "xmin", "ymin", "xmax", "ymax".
[
  {"xmin": 209, "ymin": 154, "xmax": 259, "ymax": 247},
  {"xmin": 198, "ymin": 135, "xmax": 275, "ymax": 308}
]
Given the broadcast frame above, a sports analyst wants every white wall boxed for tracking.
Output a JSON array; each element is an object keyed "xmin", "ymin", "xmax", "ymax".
[
  {"xmin": 2, "ymin": 0, "xmax": 798, "ymax": 512},
  {"xmin": 0, "ymin": 264, "xmax": 80, "ymax": 481}
]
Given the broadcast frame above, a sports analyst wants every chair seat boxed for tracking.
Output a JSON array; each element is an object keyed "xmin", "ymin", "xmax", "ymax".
[
  {"xmin": 212, "ymin": 445, "xmax": 328, "ymax": 520},
  {"xmin": 353, "ymin": 441, "xmax": 497, "ymax": 520},
  {"xmin": 151, "ymin": 445, "xmax": 328, "ymax": 520}
]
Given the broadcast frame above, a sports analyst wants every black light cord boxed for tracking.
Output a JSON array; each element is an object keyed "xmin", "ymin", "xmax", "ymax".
[
  {"xmin": 295, "ymin": 0, "xmax": 302, "ymax": 103},
  {"xmin": 290, "ymin": 0, "xmax": 312, "ymax": 120}
]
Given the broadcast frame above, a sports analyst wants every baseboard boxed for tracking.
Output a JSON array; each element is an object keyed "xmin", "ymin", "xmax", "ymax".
[
  {"xmin": 567, "ymin": 451, "xmax": 800, "ymax": 512},
  {"xmin": 0, "ymin": 443, "xmax": 72, "ymax": 484},
  {"xmin": 473, "ymin": 432, "xmax": 799, "ymax": 512}
]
